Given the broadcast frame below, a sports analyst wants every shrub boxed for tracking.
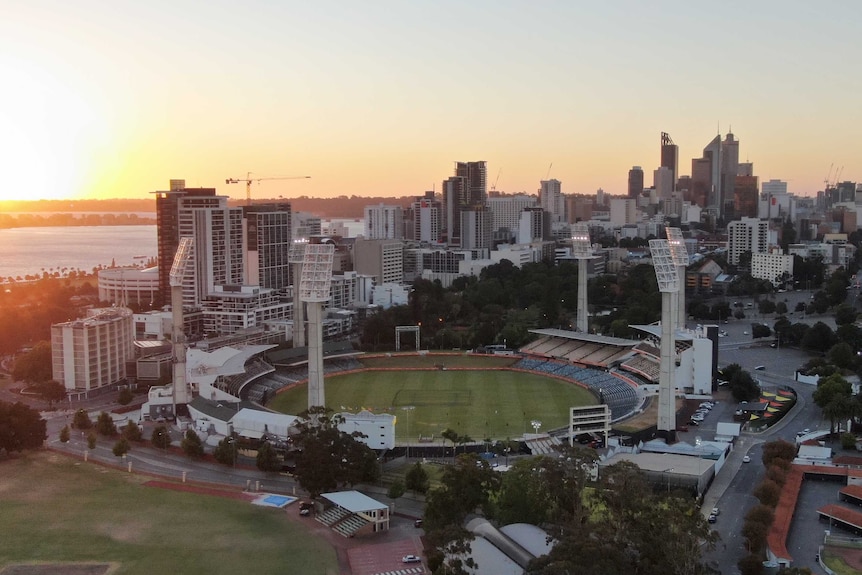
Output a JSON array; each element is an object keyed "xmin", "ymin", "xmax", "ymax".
[
  {"xmin": 59, "ymin": 425, "xmax": 70, "ymax": 443},
  {"xmin": 112, "ymin": 437, "xmax": 130, "ymax": 457},
  {"xmin": 151, "ymin": 425, "xmax": 171, "ymax": 449},
  {"xmin": 181, "ymin": 429, "xmax": 205, "ymax": 459},
  {"xmin": 118, "ymin": 388, "xmax": 133, "ymax": 406},
  {"xmin": 95, "ymin": 412, "xmax": 118, "ymax": 437},
  {"xmin": 72, "ymin": 409, "xmax": 92, "ymax": 430},
  {"xmin": 841, "ymin": 432, "xmax": 857, "ymax": 450}
]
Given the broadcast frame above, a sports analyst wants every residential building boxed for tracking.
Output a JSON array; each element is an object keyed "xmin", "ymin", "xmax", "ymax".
[
  {"xmin": 411, "ymin": 194, "xmax": 442, "ymax": 243},
  {"xmin": 517, "ymin": 207, "xmax": 550, "ymax": 244},
  {"xmin": 98, "ymin": 267, "xmax": 159, "ymax": 307},
  {"xmin": 488, "ymin": 194, "xmax": 537, "ymax": 235},
  {"xmin": 242, "ymin": 203, "xmax": 292, "ymax": 292},
  {"xmin": 364, "ymin": 204, "xmax": 404, "ymax": 240},
  {"xmin": 460, "ymin": 208, "xmax": 493, "ymax": 250},
  {"xmin": 727, "ymin": 217, "xmax": 769, "ymax": 266},
  {"xmin": 200, "ymin": 285, "xmax": 292, "ymax": 336},
  {"xmin": 751, "ymin": 252, "xmax": 794, "ymax": 286},
  {"xmin": 539, "ymin": 179, "xmax": 564, "ymax": 222},
  {"xmin": 51, "ymin": 308, "xmax": 135, "ymax": 395},
  {"xmin": 610, "ymin": 198, "xmax": 638, "ymax": 226},
  {"xmin": 353, "ymin": 238, "xmax": 403, "ymax": 285},
  {"xmin": 654, "ymin": 166, "xmax": 674, "ymax": 200}
]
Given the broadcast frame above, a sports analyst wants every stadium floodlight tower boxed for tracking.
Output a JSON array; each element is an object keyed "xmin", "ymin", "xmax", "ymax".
[
  {"xmin": 571, "ymin": 223, "xmax": 595, "ymax": 333},
  {"xmin": 649, "ymin": 239, "xmax": 679, "ymax": 440},
  {"xmin": 169, "ymin": 237, "xmax": 194, "ymax": 413},
  {"xmin": 289, "ymin": 238, "xmax": 308, "ymax": 347},
  {"xmin": 299, "ymin": 243, "xmax": 335, "ymax": 412},
  {"xmin": 666, "ymin": 228, "xmax": 688, "ymax": 330}
]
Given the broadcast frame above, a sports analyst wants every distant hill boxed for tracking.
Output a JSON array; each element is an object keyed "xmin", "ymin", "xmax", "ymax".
[{"xmin": 0, "ymin": 195, "xmax": 419, "ymax": 220}]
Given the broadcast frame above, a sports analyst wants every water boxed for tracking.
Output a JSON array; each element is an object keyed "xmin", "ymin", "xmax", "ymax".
[{"xmin": 0, "ymin": 225, "xmax": 157, "ymax": 280}]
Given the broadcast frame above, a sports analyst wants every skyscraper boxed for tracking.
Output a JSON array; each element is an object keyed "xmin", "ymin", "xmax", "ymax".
[
  {"xmin": 411, "ymin": 193, "xmax": 442, "ymax": 243},
  {"xmin": 539, "ymin": 179, "xmax": 564, "ymax": 222},
  {"xmin": 442, "ymin": 175, "xmax": 468, "ymax": 245},
  {"xmin": 243, "ymin": 203, "xmax": 292, "ymax": 292},
  {"xmin": 660, "ymin": 132, "xmax": 678, "ymax": 191},
  {"xmin": 364, "ymin": 204, "xmax": 404, "ymax": 239},
  {"xmin": 628, "ymin": 166, "xmax": 644, "ymax": 198},
  {"xmin": 455, "ymin": 161, "xmax": 487, "ymax": 206},
  {"xmin": 720, "ymin": 133, "xmax": 740, "ymax": 218}
]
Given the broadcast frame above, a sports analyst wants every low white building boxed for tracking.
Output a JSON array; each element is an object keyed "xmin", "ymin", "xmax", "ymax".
[
  {"xmin": 98, "ymin": 266, "xmax": 159, "ymax": 306},
  {"xmin": 751, "ymin": 252, "xmax": 793, "ymax": 285},
  {"xmin": 336, "ymin": 410, "xmax": 396, "ymax": 450}
]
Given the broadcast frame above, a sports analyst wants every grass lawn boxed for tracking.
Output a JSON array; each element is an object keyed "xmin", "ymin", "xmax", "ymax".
[
  {"xmin": 0, "ymin": 452, "xmax": 338, "ymax": 575},
  {"xmin": 268, "ymin": 367, "xmax": 596, "ymax": 441}
]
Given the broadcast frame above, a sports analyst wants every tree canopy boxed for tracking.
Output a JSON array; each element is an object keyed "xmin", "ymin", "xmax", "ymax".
[{"xmin": 0, "ymin": 401, "xmax": 47, "ymax": 454}]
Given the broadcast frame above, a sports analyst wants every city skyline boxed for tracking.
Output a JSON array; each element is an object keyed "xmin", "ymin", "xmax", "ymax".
[{"xmin": 1, "ymin": 0, "xmax": 859, "ymax": 203}]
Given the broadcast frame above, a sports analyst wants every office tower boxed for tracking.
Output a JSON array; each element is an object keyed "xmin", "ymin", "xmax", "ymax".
[
  {"xmin": 738, "ymin": 162, "xmax": 754, "ymax": 177},
  {"xmin": 720, "ymin": 133, "xmax": 740, "ymax": 218},
  {"xmin": 690, "ymin": 157, "xmax": 712, "ymax": 207},
  {"xmin": 540, "ymin": 179, "xmax": 564, "ymax": 222},
  {"xmin": 628, "ymin": 166, "xmax": 644, "ymax": 198},
  {"xmin": 455, "ymin": 161, "xmax": 487, "ymax": 206},
  {"xmin": 734, "ymin": 175, "xmax": 759, "ymax": 219},
  {"xmin": 487, "ymin": 194, "xmax": 537, "ymax": 236},
  {"xmin": 762, "ymin": 179, "xmax": 788, "ymax": 196},
  {"xmin": 654, "ymin": 166, "xmax": 674, "ymax": 200},
  {"xmin": 412, "ymin": 194, "xmax": 442, "ymax": 243},
  {"xmin": 702, "ymin": 135, "xmax": 722, "ymax": 214},
  {"xmin": 728, "ymin": 217, "xmax": 769, "ymax": 266},
  {"xmin": 242, "ymin": 202, "xmax": 292, "ymax": 291},
  {"xmin": 364, "ymin": 204, "xmax": 404, "ymax": 240},
  {"xmin": 660, "ymin": 132, "xmax": 678, "ymax": 191}
]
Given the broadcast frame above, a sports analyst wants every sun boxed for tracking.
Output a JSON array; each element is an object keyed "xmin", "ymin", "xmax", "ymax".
[{"xmin": 0, "ymin": 55, "xmax": 105, "ymax": 201}]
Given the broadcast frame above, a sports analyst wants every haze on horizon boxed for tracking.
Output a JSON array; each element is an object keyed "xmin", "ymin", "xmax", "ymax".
[{"xmin": 1, "ymin": 0, "xmax": 859, "ymax": 203}]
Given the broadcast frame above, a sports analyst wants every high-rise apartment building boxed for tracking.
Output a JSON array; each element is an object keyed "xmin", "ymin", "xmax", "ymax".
[
  {"xmin": 517, "ymin": 207, "xmax": 549, "ymax": 244},
  {"xmin": 610, "ymin": 198, "xmax": 638, "ymax": 226},
  {"xmin": 242, "ymin": 203, "xmax": 292, "ymax": 292},
  {"xmin": 660, "ymin": 132, "xmax": 678, "ymax": 191},
  {"xmin": 155, "ymin": 186, "xmax": 220, "ymax": 307},
  {"xmin": 628, "ymin": 166, "xmax": 644, "ymax": 198},
  {"xmin": 455, "ymin": 161, "xmax": 487, "ymax": 206},
  {"xmin": 460, "ymin": 208, "xmax": 493, "ymax": 250},
  {"xmin": 539, "ymin": 179, "xmax": 564, "ymax": 222},
  {"xmin": 442, "ymin": 175, "xmax": 468, "ymax": 244},
  {"xmin": 653, "ymin": 166, "xmax": 674, "ymax": 200},
  {"xmin": 728, "ymin": 217, "xmax": 769, "ymax": 266},
  {"xmin": 411, "ymin": 194, "xmax": 442, "ymax": 243},
  {"xmin": 364, "ymin": 204, "xmax": 404, "ymax": 240}
]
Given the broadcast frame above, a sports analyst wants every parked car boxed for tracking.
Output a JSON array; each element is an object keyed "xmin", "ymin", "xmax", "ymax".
[
  {"xmin": 414, "ymin": 519, "xmax": 423, "ymax": 528},
  {"xmin": 742, "ymin": 455, "xmax": 751, "ymax": 463},
  {"xmin": 708, "ymin": 513, "xmax": 717, "ymax": 523},
  {"xmin": 402, "ymin": 555, "xmax": 422, "ymax": 564},
  {"xmin": 688, "ymin": 419, "xmax": 699, "ymax": 426},
  {"xmin": 711, "ymin": 507, "xmax": 720, "ymax": 516}
]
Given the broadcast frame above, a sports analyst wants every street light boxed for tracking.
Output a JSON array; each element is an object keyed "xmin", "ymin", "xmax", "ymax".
[
  {"xmin": 661, "ymin": 467, "xmax": 674, "ymax": 493},
  {"xmin": 402, "ymin": 406, "xmax": 414, "ymax": 458}
]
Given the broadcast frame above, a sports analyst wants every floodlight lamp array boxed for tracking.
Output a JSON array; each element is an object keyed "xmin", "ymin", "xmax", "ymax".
[
  {"xmin": 289, "ymin": 238, "xmax": 309, "ymax": 263},
  {"xmin": 169, "ymin": 237, "xmax": 194, "ymax": 287},
  {"xmin": 571, "ymin": 223, "xmax": 593, "ymax": 259},
  {"xmin": 649, "ymin": 239, "xmax": 679, "ymax": 292},
  {"xmin": 299, "ymin": 243, "xmax": 335, "ymax": 302},
  {"xmin": 665, "ymin": 227, "xmax": 688, "ymax": 266}
]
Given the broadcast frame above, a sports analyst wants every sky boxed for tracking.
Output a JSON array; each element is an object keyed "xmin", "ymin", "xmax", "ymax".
[{"xmin": 1, "ymin": 0, "xmax": 860, "ymax": 202}]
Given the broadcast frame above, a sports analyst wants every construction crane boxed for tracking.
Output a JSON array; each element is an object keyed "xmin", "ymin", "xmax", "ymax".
[
  {"xmin": 491, "ymin": 168, "xmax": 502, "ymax": 192},
  {"xmin": 226, "ymin": 172, "xmax": 311, "ymax": 205},
  {"xmin": 823, "ymin": 163, "xmax": 834, "ymax": 190}
]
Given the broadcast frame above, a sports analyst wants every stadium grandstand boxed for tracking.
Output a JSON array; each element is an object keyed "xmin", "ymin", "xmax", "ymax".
[
  {"xmin": 243, "ymin": 341, "xmax": 363, "ymax": 404},
  {"xmin": 515, "ymin": 329, "xmax": 642, "ymax": 421}
]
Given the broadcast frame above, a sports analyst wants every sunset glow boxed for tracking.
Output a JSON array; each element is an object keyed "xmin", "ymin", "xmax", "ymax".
[{"xmin": 1, "ymin": 1, "xmax": 860, "ymax": 202}]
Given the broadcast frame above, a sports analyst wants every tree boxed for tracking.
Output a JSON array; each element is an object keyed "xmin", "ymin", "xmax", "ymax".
[
  {"xmin": 72, "ymin": 409, "xmax": 92, "ymax": 430},
  {"xmin": 405, "ymin": 461, "xmax": 430, "ymax": 494},
  {"xmin": 0, "ymin": 401, "xmax": 47, "ymax": 454},
  {"xmin": 214, "ymin": 437, "xmax": 237, "ymax": 466},
  {"xmin": 802, "ymin": 321, "xmax": 835, "ymax": 353},
  {"xmin": 835, "ymin": 303, "xmax": 859, "ymax": 326},
  {"xmin": 122, "ymin": 420, "xmax": 143, "ymax": 442},
  {"xmin": 291, "ymin": 406, "xmax": 380, "ymax": 498},
  {"xmin": 151, "ymin": 425, "xmax": 171, "ymax": 449},
  {"xmin": 388, "ymin": 480, "xmax": 406, "ymax": 500},
  {"xmin": 112, "ymin": 437, "xmax": 130, "ymax": 457},
  {"xmin": 181, "ymin": 429, "xmax": 204, "ymax": 459},
  {"xmin": 758, "ymin": 299, "xmax": 776, "ymax": 315},
  {"xmin": 95, "ymin": 412, "xmax": 117, "ymax": 437},
  {"xmin": 775, "ymin": 301, "xmax": 788, "ymax": 315},
  {"xmin": 11, "ymin": 341, "xmax": 52, "ymax": 383},
  {"xmin": 256, "ymin": 441, "xmax": 281, "ymax": 472},
  {"xmin": 87, "ymin": 431, "xmax": 97, "ymax": 450},
  {"xmin": 118, "ymin": 388, "xmax": 134, "ymax": 406},
  {"xmin": 751, "ymin": 324, "xmax": 771, "ymax": 339},
  {"xmin": 59, "ymin": 425, "xmax": 70, "ymax": 443},
  {"xmin": 34, "ymin": 380, "xmax": 65, "ymax": 407},
  {"xmin": 828, "ymin": 342, "xmax": 856, "ymax": 370}
]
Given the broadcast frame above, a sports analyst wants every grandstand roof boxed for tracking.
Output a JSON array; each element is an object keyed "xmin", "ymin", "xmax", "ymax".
[
  {"xmin": 630, "ymin": 324, "xmax": 696, "ymax": 341},
  {"xmin": 528, "ymin": 328, "xmax": 636, "ymax": 348},
  {"xmin": 321, "ymin": 490, "xmax": 387, "ymax": 513},
  {"xmin": 266, "ymin": 341, "xmax": 361, "ymax": 366}
]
